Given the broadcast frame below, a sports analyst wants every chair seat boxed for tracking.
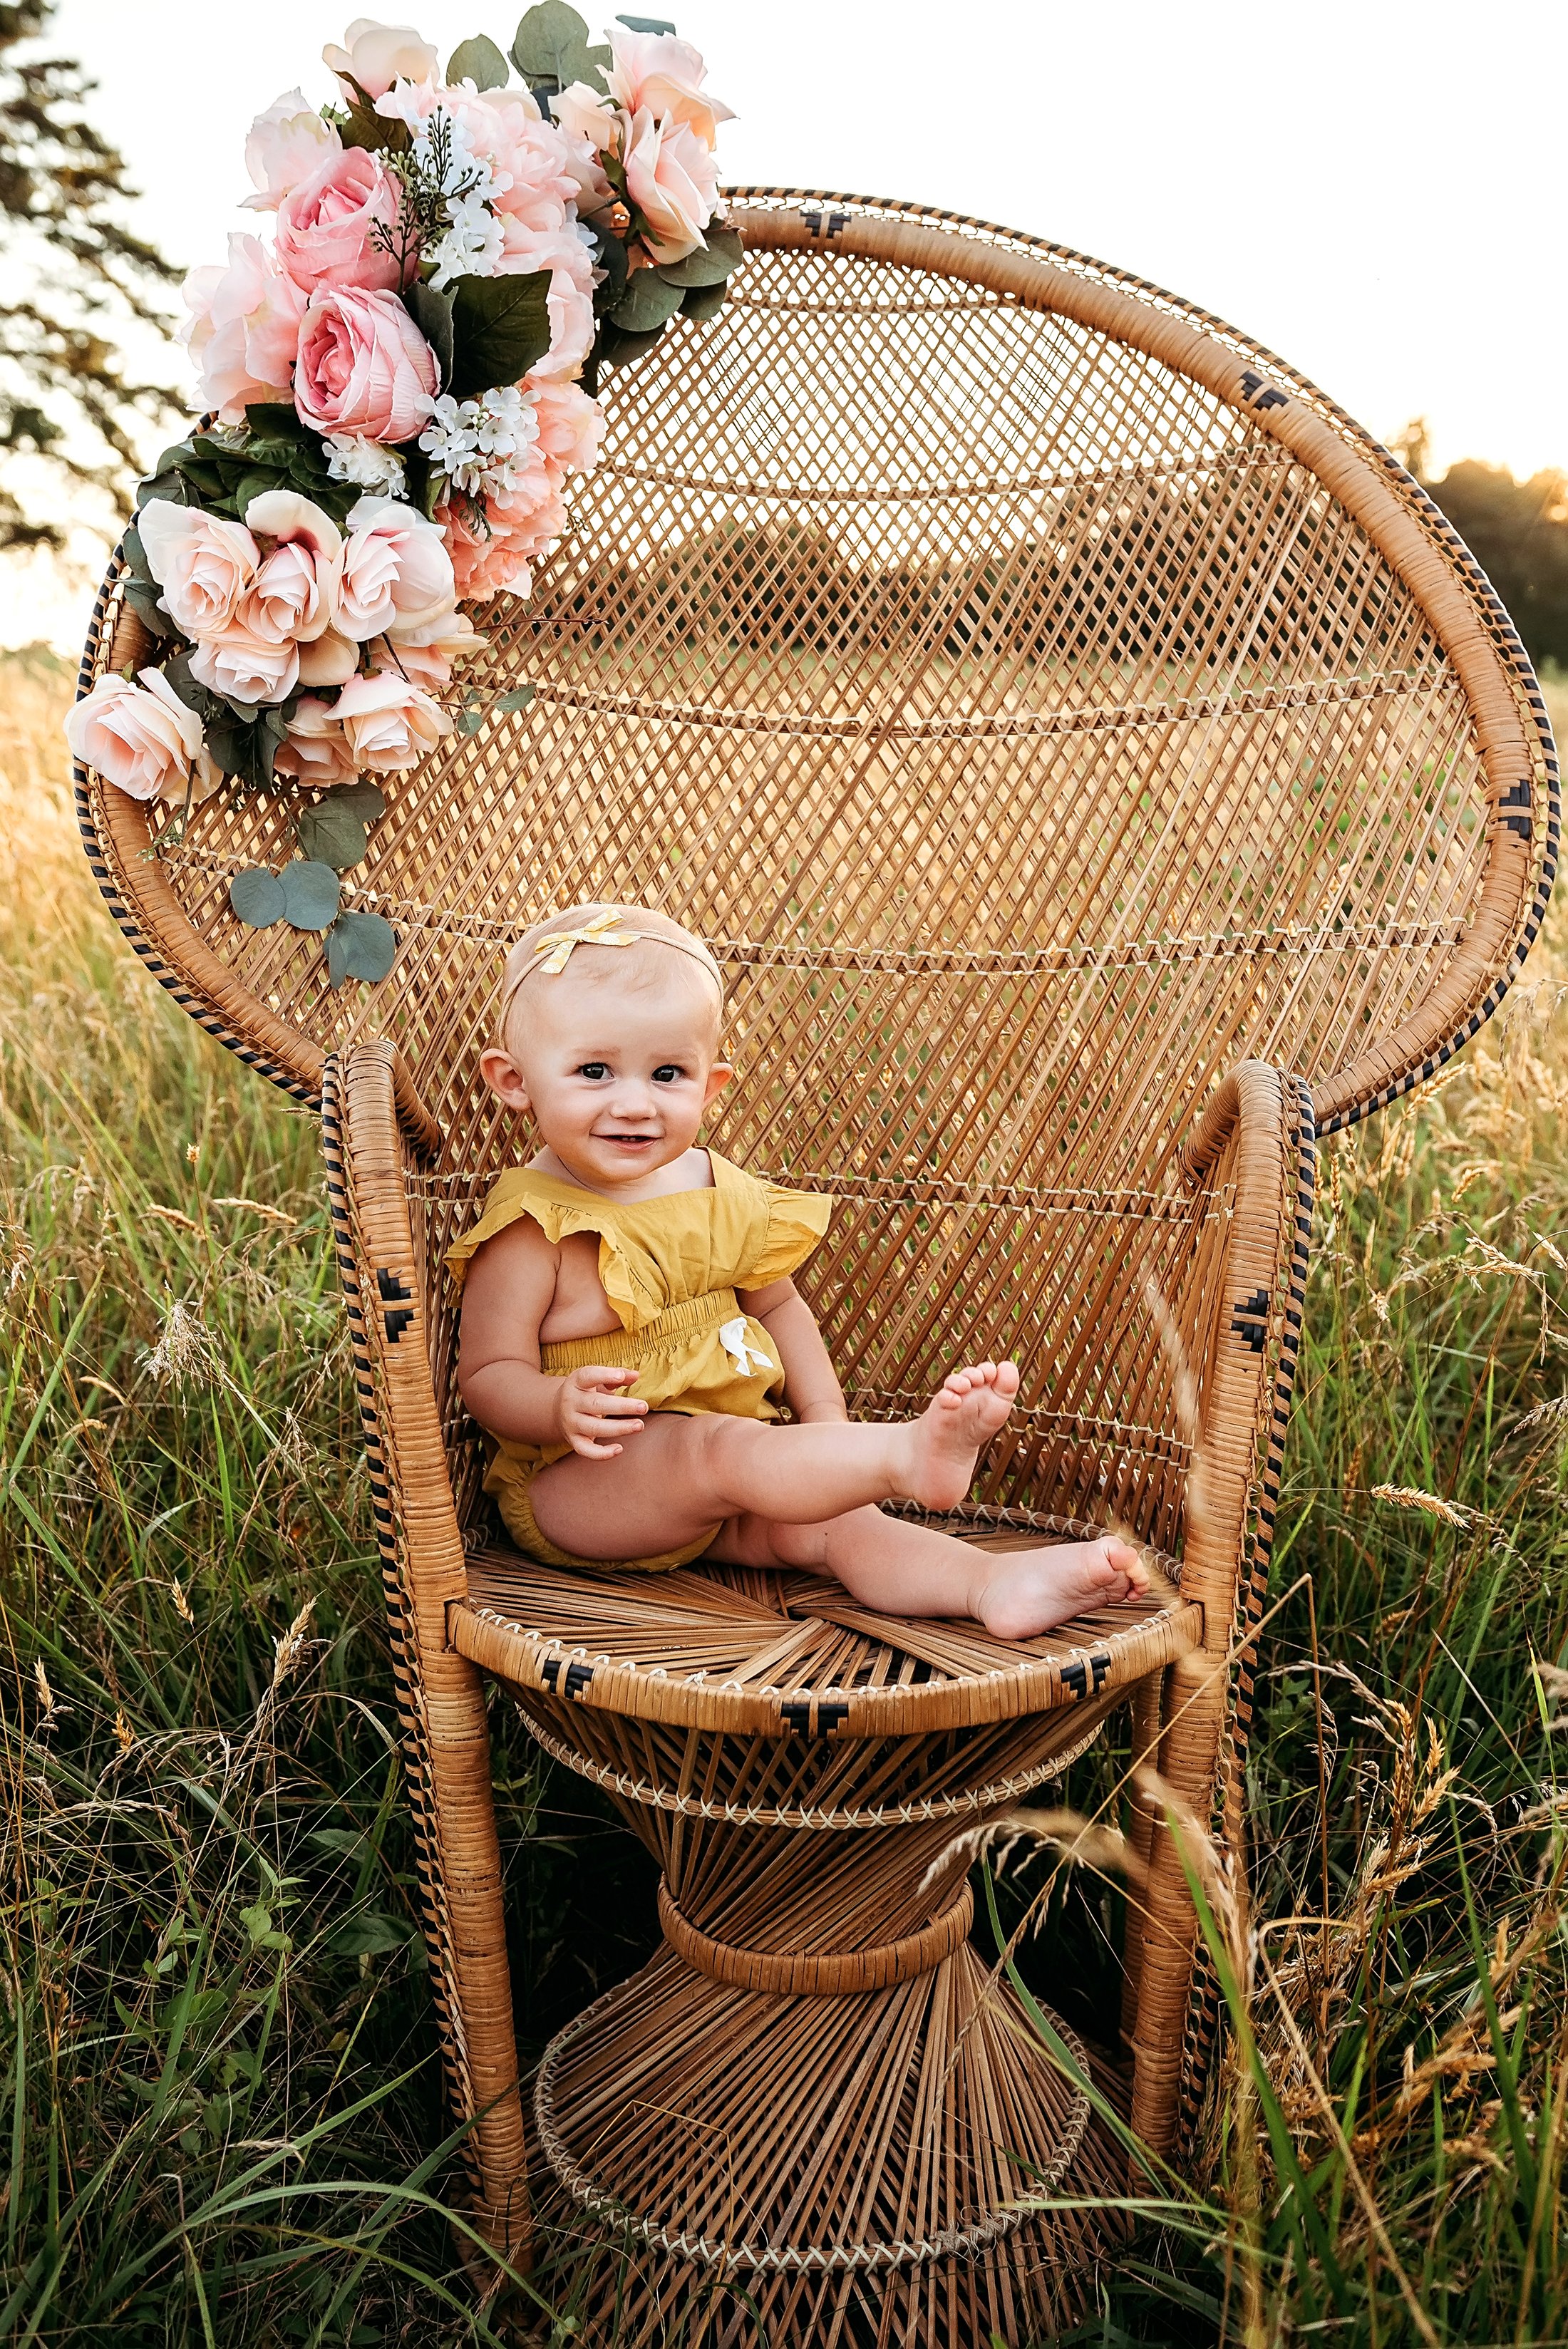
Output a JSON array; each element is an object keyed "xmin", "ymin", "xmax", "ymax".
[{"xmin": 453, "ymin": 1524, "xmax": 1198, "ymax": 1740}]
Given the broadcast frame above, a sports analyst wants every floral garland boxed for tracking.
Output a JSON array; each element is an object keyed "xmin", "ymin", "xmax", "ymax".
[{"xmin": 67, "ymin": 9, "xmax": 736, "ymax": 988}]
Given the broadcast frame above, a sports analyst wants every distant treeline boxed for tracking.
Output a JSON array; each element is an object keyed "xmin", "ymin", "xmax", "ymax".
[{"xmin": 1401, "ymin": 427, "xmax": 1568, "ymax": 673}]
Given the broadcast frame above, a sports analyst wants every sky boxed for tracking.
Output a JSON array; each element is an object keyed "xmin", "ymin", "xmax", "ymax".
[{"xmin": 8, "ymin": 0, "xmax": 1565, "ymax": 649}]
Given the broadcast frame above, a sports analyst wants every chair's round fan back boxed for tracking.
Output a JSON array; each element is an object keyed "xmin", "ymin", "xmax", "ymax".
[{"xmin": 78, "ymin": 192, "xmax": 1555, "ymax": 1174}]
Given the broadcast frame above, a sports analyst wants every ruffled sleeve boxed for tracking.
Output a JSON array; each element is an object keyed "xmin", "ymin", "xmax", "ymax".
[
  {"xmin": 444, "ymin": 1171, "xmax": 647, "ymax": 1328},
  {"xmin": 743, "ymin": 1184, "xmax": 834, "ymax": 1288}
]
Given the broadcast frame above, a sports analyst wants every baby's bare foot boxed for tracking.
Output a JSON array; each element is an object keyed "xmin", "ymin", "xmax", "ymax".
[
  {"xmin": 894, "ymin": 1361, "xmax": 1019, "ymax": 1512},
  {"xmin": 974, "ymin": 1537, "xmax": 1149, "ymax": 1641}
]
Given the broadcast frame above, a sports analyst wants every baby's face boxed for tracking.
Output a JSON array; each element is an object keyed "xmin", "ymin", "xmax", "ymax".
[{"xmin": 480, "ymin": 962, "xmax": 730, "ymax": 1192}]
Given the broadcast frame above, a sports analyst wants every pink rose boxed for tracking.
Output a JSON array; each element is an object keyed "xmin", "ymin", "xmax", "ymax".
[
  {"xmin": 272, "ymin": 696, "xmax": 359, "ymax": 786},
  {"xmin": 180, "ymin": 235, "xmax": 306, "ymax": 422},
  {"xmin": 241, "ymin": 491, "xmax": 344, "ymax": 643},
  {"xmin": 66, "ymin": 668, "xmax": 216, "ymax": 802},
  {"xmin": 604, "ymin": 29, "xmax": 733, "ymax": 149},
  {"xmin": 529, "ymin": 378, "xmax": 603, "ymax": 475},
  {"xmin": 381, "ymin": 606, "xmax": 485, "ymax": 690},
  {"xmin": 276, "ymin": 148, "xmax": 405, "ymax": 295},
  {"xmin": 323, "ymin": 18, "xmax": 440, "ymax": 100},
  {"xmin": 242, "ymin": 88, "xmax": 341, "ymax": 209},
  {"xmin": 137, "ymin": 502, "xmax": 259, "ymax": 638},
  {"xmin": 333, "ymin": 669, "xmax": 452, "ymax": 770},
  {"xmin": 621, "ymin": 109, "xmax": 718, "ymax": 265},
  {"xmin": 294, "ymin": 287, "xmax": 438, "ymax": 443},
  {"xmin": 337, "ymin": 496, "xmax": 455, "ymax": 638},
  {"xmin": 190, "ymin": 622, "xmax": 299, "ymax": 707},
  {"xmin": 550, "ymin": 81, "xmax": 619, "ymax": 153}
]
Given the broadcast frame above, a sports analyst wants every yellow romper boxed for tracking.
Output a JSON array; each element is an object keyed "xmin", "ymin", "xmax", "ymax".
[{"xmin": 445, "ymin": 1152, "xmax": 832, "ymax": 1573}]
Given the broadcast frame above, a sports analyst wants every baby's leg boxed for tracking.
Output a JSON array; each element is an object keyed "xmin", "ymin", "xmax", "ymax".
[
  {"xmin": 713, "ymin": 1505, "xmax": 1148, "ymax": 1639},
  {"xmin": 527, "ymin": 1363, "xmax": 1021, "ymax": 1564}
]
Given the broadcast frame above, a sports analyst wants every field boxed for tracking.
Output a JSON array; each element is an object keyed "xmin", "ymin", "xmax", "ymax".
[{"xmin": 2, "ymin": 642, "xmax": 1567, "ymax": 2347}]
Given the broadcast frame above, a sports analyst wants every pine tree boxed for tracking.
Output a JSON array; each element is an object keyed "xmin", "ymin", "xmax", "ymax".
[{"xmin": 0, "ymin": 1, "xmax": 182, "ymax": 553}]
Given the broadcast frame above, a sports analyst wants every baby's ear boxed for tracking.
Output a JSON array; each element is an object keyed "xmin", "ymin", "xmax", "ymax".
[
  {"xmin": 703, "ymin": 1058, "xmax": 734, "ymax": 1108},
  {"xmin": 480, "ymin": 1046, "xmax": 532, "ymax": 1112}
]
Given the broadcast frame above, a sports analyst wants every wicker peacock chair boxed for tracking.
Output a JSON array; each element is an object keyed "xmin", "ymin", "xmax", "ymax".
[{"xmin": 76, "ymin": 194, "xmax": 1556, "ymax": 2343}]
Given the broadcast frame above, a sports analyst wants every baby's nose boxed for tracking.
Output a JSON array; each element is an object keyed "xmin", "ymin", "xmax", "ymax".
[{"xmin": 606, "ymin": 1074, "xmax": 658, "ymax": 1117}]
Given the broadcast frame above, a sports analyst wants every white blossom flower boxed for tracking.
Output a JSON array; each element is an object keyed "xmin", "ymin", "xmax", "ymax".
[
  {"xmin": 418, "ymin": 385, "xmax": 542, "ymax": 498},
  {"xmin": 428, "ymin": 187, "xmax": 506, "ymax": 288},
  {"xmin": 324, "ymin": 433, "xmax": 408, "ymax": 496}
]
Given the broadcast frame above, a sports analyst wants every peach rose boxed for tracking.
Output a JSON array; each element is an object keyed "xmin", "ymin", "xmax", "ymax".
[
  {"xmin": 298, "ymin": 629, "xmax": 361, "ymax": 686},
  {"xmin": 440, "ymin": 477, "xmax": 567, "ymax": 602},
  {"xmin": 190, "ymin": 621, "xmax": 299, "ymax": 707},
  {"xmin": 622, "ymin": 108, "xmax": 717, "ymax": 264},
  {"xmin": 66, "ymin": 668, "xmax": 217, "ymax": 802},
  {"xmin": 272, "ymin": 695, "xmax": 360, "ymax": 785},
  {"xmin": 276, "ymin": 148, "xmax": 405, "ymax": 295},
  {"xmin": 381, "ymin": 606, "xmax": 485, "ymax": 690},
  {"xmin": 180, "ymin": 235, "xmax": 306, "ymax": 422},
  {"xmin": 323, "ymin": 18, "xmax": 439, "ymax": 100},
  {"xmin": 242, "ymin": 490, "xmax": 344, "ymax": 643},
  {"xmin": 137, "ymin": 502, "xmax": 259, "ymax": 638},
  {"xmin": 242, "ymin": 88, "xmax": 341, "ymax": 210},
  {"xmin": 333, "ymin": 669, "xmax": 452, "ymax": 770},
  {"xmin": 604, "ymin": 29, "xmax": 733, "ymax": 149},
  {"xmin": 294, "ymin": 286, "xmax": 438, "ymax": 443},
  {"xmin": 337, "ymin": 496, "xmax": 455, "ymax": 638}
]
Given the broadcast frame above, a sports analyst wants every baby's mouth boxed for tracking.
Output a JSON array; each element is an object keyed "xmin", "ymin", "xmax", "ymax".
[{"xmin": 599, "ymin": 1132, "xmax": 658, "ymax": 1149}]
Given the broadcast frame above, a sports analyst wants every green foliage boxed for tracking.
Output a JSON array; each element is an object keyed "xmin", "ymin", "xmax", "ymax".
[
  {"xmin": 295, "ymin": 783, "xmax": 386, "ymax": 876},
  {"xmin": 445, "ymin": 271, "xmax": 554, "ymax": 402},
  {"xmin": 277, "ymin": 860, "xmax": 341, "ymax": 931},
  {"xmin": 446, "ymin": 33, "xmax": 512, "ymax": 90},
  {"xmin": 326, "ymin": 910, "xmax": 398, "ymax": 988},
  {"xmin": 509, "ymin": 2, "xmax": 611, "ymax": 95},
  {"xmin": 607, "ymin": 267, "xmax": 685, "ymax": 334},
  {"xmin": 138, "ymin": 406, "xmax": 367, "ymax": 536},
  {"xmin": 1428, "ymin": 461, "xmax": 1568, "ymax": 671},
  {"xmin": 656, "ymin": 224, "xmax": 743, "ymax": 289},
  {"xmin": 227, "ymin": 866, "xmax": 287, "ymax": 926},
  {"xmin": 0, "ymin": 2, "xmax": 182, "ymax": 553},
  {"xmin": 404, "ymin": 280, "xmax": 455, "ymax": 393}
]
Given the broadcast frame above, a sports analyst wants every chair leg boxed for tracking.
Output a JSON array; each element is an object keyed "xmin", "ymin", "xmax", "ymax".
[{"xmin": 322, "ymin": 1049, "xmax": 530, "ymax": 2264}]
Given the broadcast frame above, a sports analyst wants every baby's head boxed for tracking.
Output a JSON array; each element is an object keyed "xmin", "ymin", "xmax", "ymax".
[{"xmin": 479, "ymin": 903, "xmax": 731, "ymax": 1190}]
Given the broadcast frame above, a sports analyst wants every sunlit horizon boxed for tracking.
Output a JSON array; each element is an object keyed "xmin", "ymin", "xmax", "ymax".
[{"xmin": 7, "ymin": 0, "xmax": 1564, "ymax": 652}]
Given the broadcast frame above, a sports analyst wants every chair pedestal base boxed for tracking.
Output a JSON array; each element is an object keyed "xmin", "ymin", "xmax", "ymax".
[{"xmin": 530, "ymin": 1851, "xmax": 1126, "ymax": 2345}]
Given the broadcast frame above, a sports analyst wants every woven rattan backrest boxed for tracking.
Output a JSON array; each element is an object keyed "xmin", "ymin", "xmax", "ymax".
[{"xmin": 78, "ymin": 195, "xmax": 1557, "ymax": 1536}]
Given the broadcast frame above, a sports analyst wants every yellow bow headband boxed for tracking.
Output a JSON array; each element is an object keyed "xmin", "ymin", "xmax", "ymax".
[{"xmin": 496, "ymin": 912, "xmax": 725, "ymax": 1041}]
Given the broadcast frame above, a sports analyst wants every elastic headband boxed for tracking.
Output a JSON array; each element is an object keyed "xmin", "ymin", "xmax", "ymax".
[{"xmin": 496, "ymin": 909, "xmax": 725, "ymax": 1043}]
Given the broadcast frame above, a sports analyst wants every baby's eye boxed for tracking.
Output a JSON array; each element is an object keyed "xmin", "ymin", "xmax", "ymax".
[
  {"xmin": 651, "ymin": 1064, "xmax": 684, "ymax": 1085},
  {"xmin": 577, "ymin": 1061, "xmax": 610, "ymax": 1080}
]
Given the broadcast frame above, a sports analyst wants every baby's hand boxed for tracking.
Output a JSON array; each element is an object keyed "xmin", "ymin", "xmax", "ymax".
[{"xmin": 555, "ymin": 1365, "xmax": 648, "ymax": 1459}]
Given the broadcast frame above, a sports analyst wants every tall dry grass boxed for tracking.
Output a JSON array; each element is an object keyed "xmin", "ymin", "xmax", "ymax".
[{"xmin": 1, "ymin": 645, "xmax": 1565, "ymax": 2344}]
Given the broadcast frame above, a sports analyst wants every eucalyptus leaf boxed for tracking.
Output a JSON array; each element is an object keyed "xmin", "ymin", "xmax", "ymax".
[
  {"xmin": 448, "ymin": 32, "xmax": 511, "ymax": 86},
  {"xmin": 656, "ymin": 223, "xmax": 743, "ymax": 288},
  {"xmin": 456, "ymin": 702, "xmax": 487, "ymax": 736},
  {"xmin": 616, "ymin": 12, "xmax": 676, "ymax": 29},
  {"xmin": 294, "ymin": 800, "xmax": 370, "ymax": 873},
  {"xmin": 278, "ymin": 859, "xmax": 342, "ymax": 931},
  {"xmin": 326, "ymin": 910, "xmax": 398, "ymax": 988},
  {"xmin": 243, "ymin": 401, "xmax": 311, "ymax": 442},
  {"xmin": 510, "ymin": 1, "xmax": 609, "ymax": 89},
  {"xmin": 494, "ymin": 684, "xmax": 536, "ymax": 714},
  {"xmin": 680, "ymin": 280, "xmax": 728, "ymax": 324},
  {"xmin": 333, "ymin": 780, "xmax": 387, "ymax": 822},
  {"xmin": 609, "ymin": 269, "xmax": 685, "ymax": 334},
  {"xmin": 229, "ymin": 867, "xmax": 288, "ymax": 928},
  {"xmin": 405, "ymin": 280, "xmax": 455, "ymax": 390},
  {"xmin": 447, "ymin": 269, "xmax": 553, "ymax": 401},
  {"xmin": 592, "ymin": 319, "xmax": 668, "ymax": 373}
]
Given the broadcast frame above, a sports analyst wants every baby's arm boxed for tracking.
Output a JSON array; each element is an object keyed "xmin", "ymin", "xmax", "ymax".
[
  {"xmin": 458, "ymin": 1219, "xmax": 649, "ymax": 1459},
  {"xmin": 737, "ymin": 1277, "xmax": 847, "ymax": 1425}
]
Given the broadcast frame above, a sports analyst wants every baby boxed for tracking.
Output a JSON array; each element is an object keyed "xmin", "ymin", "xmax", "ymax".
[{"xmin": 451, "ymin": 903, "xmax": 1148, "ymax": 1638}]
